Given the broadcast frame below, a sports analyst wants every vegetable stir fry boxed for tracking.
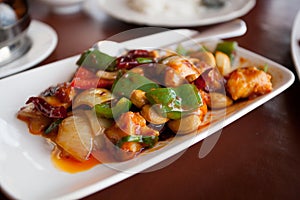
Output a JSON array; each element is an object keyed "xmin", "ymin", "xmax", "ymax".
[{"xmin": 17, "ymin": 41, "xmax": 273, "ymax": 164}]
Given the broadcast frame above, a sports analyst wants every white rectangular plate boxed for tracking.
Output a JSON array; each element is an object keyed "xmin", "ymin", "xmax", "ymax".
[{"xmin": 0, "ymin": 32, "xmax": 295, "ymax": 200}]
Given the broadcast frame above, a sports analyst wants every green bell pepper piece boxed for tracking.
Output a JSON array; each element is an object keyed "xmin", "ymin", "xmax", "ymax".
[
  {"xmin": 94, "ymin": 97, "xmax": 132, "ymax": 119},
  {"xmin": 146, "ymin": 88, "xmax": 181, "ymax": 119},
  {"xmin": 136, "ymin": 57, "xmax": 153, "ymax": 64},
  {"xmin": 146, "ymin": 88, "xmax": 180, "ymax": 108},
  {"xmin": 215, "ymin": 41, "xmax": 238, "ymax": 62},
  {"xmin": 112, "ymin": 71, "xmax": 159, "ymax": 98},
  {"xmin": 94, "ymin": 102, "xmax": 113, "ymax": 118},
  {"xmin": 44, "ymin": 119, "xmax": 63, "ymax": 134},
  {"xmin": 145, "ymin": 84, "xmax": 202, "ymax": 120},
  {"xmin": 175, "ymin": 44, "xmax": 188, "ymax": 56},
  {"xmin": 174, "ymin": 84, "xmax": 203, "ymax": 110},
  {"xmin": 76, "ymin": 49, "xmax": 116, "ymax": 71},
  {"xmin": 117, "ymin": 135, "xmax": 158, "ymax": 148},
  {"xmin": 112, "ymin": 97, "xmax": 132, "ymax": 117}
]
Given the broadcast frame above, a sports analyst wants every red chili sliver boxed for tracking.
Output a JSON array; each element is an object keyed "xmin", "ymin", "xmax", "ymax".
[
  {"xmin": 71, "ymin": 67, "xmax": 114, "ymax": 89},
  {"xmin": 74, "ymin": 66, "xmax": 95, "ymax": 79}
]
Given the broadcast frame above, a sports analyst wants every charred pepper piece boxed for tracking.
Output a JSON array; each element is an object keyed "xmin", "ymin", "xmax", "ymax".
[{"xmin": 26, "ymin": 97, "xmax": 67, "ymax": 119}]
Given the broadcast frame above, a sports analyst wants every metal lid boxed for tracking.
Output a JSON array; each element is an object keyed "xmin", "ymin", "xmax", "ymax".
[
  {"xmin": 0, "ymin": 0, "xmax": 31, "ymax": 47},
  {"xmin": 0, "ymin": 1, "xmax": 31, "ymax": 66}
]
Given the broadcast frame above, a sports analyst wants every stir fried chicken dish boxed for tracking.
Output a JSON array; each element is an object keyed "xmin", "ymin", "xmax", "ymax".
[{"xmin": 17, "ymin": 41, "xmax": 273, "ymax": 168}]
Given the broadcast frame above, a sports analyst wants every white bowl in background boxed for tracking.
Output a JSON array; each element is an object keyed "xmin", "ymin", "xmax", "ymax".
[{"xmin": 36, "ymin": 0, "xmax": 85, "ymax": 14}]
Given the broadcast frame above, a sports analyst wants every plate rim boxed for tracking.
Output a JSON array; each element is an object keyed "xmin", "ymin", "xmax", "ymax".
[{"xmin": 97, "ymin": 0, "xmax": 256, "ymax": 27}]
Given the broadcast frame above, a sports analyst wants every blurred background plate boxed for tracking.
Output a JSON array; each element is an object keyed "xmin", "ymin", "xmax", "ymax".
[
  {"xmin": 291, "ymin": 9, "xmax": 300, "ymax": 80},
  {"xmin": 0, "ymin": 20, "xmax": 57, "ymax": 78},
  {"xmin": 97, "ymin": 0, "xmax": 256, "ymax": 27}
]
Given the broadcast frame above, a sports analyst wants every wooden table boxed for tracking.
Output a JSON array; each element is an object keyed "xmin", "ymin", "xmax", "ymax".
[{"xmin": 1, "ymin": 0, "xmax": 300, "ymax": 199}]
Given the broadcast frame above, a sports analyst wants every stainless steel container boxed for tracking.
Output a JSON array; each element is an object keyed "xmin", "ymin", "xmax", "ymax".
[{"xmin": 0, "ymin": 0, "xmax": 31, "ymax": 66}]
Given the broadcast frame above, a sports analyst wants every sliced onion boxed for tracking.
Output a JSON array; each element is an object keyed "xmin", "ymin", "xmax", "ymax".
[
  {"xmin": 215, "ymin": 51, "xmax": 231, "ymax": 76},
  {"xmin": 73, "ymin": 88, "xmax": 113, "ymax": 108},
  {"xmin": 84, "ymin": 110, "xmax": 113, "ymax": 136},
  {"xmin": 55, "ymin": 113, "xmax": 94, "ymax": 162}
]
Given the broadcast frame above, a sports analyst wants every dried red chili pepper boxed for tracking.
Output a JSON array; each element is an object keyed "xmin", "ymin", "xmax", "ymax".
[
  {"xmin": 26, "ymin": 97, "xmax": 67, "ymax": 119},
  {"xmin": 115, "ymin": 56, "xmax": 139, "ymax": 69},
  {"xmin": 127, "ymin": 49, "xmax": 151, "ymax": 58},
  {"xmin": 41, "ymin": 82, "xmax": 73, "ymax": 103},
  {"xmin": 115, "ymin": 49, "xmax": 154, "ymax": 70},
  {"xmin": 194, "ymin": 68, "xmax": 225, "ymax": 92}
]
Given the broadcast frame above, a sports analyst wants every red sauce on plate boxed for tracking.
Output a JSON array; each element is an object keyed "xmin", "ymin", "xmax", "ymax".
[{"xmin": 51, "ymin": 148, "xmax": 101, "ymax": 173}]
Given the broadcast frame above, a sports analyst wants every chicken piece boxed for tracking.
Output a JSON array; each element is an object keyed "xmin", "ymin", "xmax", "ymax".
[
  {"xmin": 105, "ymin": 111, "xmax": 159, "ymax": 144},
  {"xmin": 104, "ymin": 111, "xmax": 159, "ymax": 161},
  {"xmin": 162, "ymin": 55, "xmax": 201, "ymax": 86},
  {"xmin": 226, "ymin": 66, "xmax": 272, "ymax": 100}
]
